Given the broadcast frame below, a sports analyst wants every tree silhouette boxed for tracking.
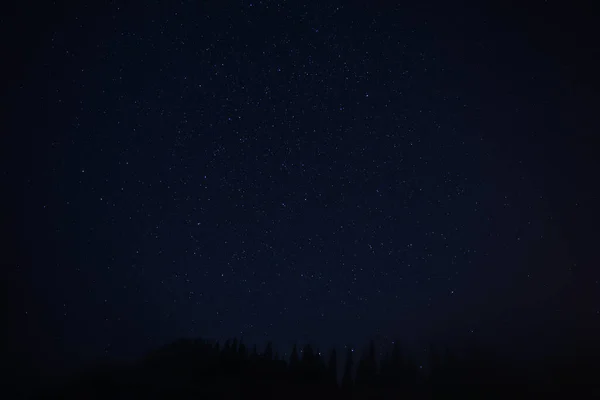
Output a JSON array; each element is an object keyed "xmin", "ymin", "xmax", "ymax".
[
  {"xmin": 264, "ymin": 341, "xmax": 273, "ymax": 361},
  {"xmin": 327, "ymin": 348, "xmax": 337, "ymax": 387},
  {"xmin": 341, "ymin": 346, "xmax": 354, "ymax": 392},
  {"xmin": 238, "ymin": 340, "xmax": 247, "ymax": 360},
  {"xmin": 223, "ymin": 339, "xmax": 230, "ymax": 354},
  {"xmin": 289, "ymin": 344, "xmax": 299, "ymax": 369},
  {"xmin": 250, "ymin": 344, "xmax": 258, "ymax": 362},
  {"xmin": 31, "ymin": 334, "xmax": 600, "ymax": 399}
]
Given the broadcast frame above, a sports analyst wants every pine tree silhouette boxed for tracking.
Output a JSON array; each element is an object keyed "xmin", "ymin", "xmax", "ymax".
[
  {"xmin": 355, "ymin": 340, "xmax": 377, "ymax": 389},
  {"xmin": 264, "ymin": 341, "xmax": 273, "ymax": 361},
  {"xmin": 356, "ymin": 350, "xmax": 368, "ymax": 387},
  {"xmin": 35, "ymin": 333, "xmax": 600, "ymax": 399},
  {"xmin": 238, "ymin": 340, "xmax": 247, "ymax": 360},
  {"xmin": 341, "ymin": 346, "xmax": 354, "ymax": 392},
  {"xmin": 327, "ymin": 348, "xmax": 337, "ymax": 387},
  {"xmin": 290, "ymin": 344, "xmax": 299, "ymax": 369},
  {"xmin": 250, "ymin": 344, "xmax": 258, "ymax": 361}
]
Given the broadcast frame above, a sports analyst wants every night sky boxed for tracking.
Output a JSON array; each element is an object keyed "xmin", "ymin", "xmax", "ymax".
[{"xmin": 5, "ymin": 0, "xmax": 599, "ymax": 376}]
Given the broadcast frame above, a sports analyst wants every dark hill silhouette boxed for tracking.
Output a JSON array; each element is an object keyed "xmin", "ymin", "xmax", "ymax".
[{"xmin": 29, "ymin": 336, "xmax": 600, "ymax": 399}]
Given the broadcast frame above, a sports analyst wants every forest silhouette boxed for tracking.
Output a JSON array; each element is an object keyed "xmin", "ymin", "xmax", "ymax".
[{"xmin": 29, "ymin": 334, "xmax": 600, "ymax": 398}]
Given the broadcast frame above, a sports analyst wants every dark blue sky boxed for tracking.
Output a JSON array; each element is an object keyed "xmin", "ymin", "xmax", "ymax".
[{"xmin": 5, "ymin": 0, "xmax": 599, "ymax": 374}]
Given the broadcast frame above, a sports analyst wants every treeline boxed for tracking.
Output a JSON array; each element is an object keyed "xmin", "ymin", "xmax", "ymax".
[{"xmin": 34, "ymin": 337, "xmax": 600, "ymax": 399}]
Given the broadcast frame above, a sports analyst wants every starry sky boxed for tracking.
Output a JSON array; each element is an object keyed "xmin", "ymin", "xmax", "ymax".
[{"xmin": 5, "ymin": 0, "xmax": 599, "ymax": 374}]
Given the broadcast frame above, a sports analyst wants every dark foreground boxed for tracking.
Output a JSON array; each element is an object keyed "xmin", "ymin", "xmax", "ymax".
[{"xmin": 26, "ymin": 338, "xmax": 600, "ymax": 399}]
